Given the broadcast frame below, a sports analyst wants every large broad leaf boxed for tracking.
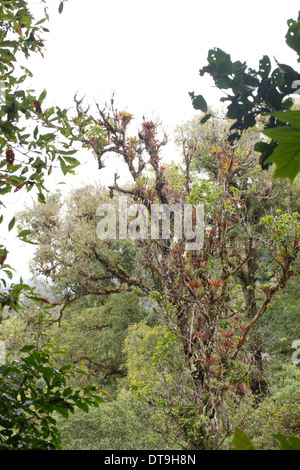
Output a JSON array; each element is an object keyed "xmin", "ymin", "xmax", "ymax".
[
  {"xmin": 286, "ymin": 18, "xmax": 300, "ymax": 60},
  {"xmin": 272, "ymin": 109, "xmax": 300, "ymax": 127},
  {"xmin": 263, "ymin": 110, "xmax": 300, "ymax": 182},
  {"xmin": 189, "ymin": 92, "xmax": 208, "ymax": 113},
  {"xmin": 273, "ymin": 434, "xmax": 300, "ymax": 450},
  {"xmin": 231, "ymin": 428, "xmax": 256, "ymax": 450},
  {"xmin": 259, "ymin": 55, "xmax": 271, "ymax": 78}
]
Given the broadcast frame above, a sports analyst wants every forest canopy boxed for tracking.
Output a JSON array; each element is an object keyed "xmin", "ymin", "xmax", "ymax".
[{"xmin": 0, "ymin": 0, "xmax": 299, "ymax": 451}]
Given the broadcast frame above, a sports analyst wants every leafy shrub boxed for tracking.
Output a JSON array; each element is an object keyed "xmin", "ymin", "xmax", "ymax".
[{"xmin": 0, "ymin": 338, "xmax": 104, "ymax": 449}]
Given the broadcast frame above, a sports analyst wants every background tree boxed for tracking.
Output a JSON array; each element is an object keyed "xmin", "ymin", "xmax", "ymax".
[
  {"xmin": 16, "ymin": 184, "xmax": 159, "ymax": 392},
  {"xmin": 56, "ymin": 393, "xmax": 169, "ymax": 451},
  {"xmin": 17, "ymin": 184, "xmax": 146, "ymax": 307}
]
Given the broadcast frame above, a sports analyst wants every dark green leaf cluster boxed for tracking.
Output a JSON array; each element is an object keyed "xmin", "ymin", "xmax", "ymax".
[
  {"xmin": 0, "ymin": 337, "xmax": 104, "ymax": 450},
  {"xmin": 191, "ymin": 15, "xmax": 300, "ymax": 182}
]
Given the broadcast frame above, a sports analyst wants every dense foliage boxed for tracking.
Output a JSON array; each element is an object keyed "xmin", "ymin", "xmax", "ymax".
[
  {"xmin": 0, "ymin": 338, "xmax": 104, "ymax": 450},
  {"xmin": 0, "ymin": 0, "xmax": 299, "ymax": 451}
]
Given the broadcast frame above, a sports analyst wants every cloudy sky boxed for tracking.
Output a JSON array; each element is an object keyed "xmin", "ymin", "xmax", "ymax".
[{"xmin": 2, "ymin": 0, "xmax": 300, "ymax": 280}]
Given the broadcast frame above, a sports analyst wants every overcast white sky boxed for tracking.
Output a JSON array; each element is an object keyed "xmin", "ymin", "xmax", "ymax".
[
  {"xmin": 35, "ymin": 0, "xmax": 300, "ymax": 123},
  {"xmin": 2, "ymin": 0, "xmax": 300, "ymax": 281}
]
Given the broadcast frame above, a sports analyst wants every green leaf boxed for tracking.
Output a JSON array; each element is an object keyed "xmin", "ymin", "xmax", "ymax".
[
  {"xmin": 8, "ymin": 175, "xmax": 26, "ymax": 187},
  {"xmin": 62, "ymin": 156, "xmax": 79, "ymax": 166},
  {"xmin": 20, "ymin": 345, "xmax": 35, "ymax": 353},
  {"xmin": 33, "ymin": 125, "xmax": 39, "ymax": 139},
  {"xmin": 286, "ymin": 18, "xmax": 300, "ymax": 60},
  {"xmin": 38, "ymin": 192, "xmax": 46, "ymax": 204},
  {"xmin": 189, "ymin": 93, "xmax": 208, "ymax": 113},
  {"xmin": 274, "ymin": 434, "xmax": 300, "ymax": 450},
  {"xmin": 62, "ymin": 387, "xmax": 73, "ymax": 398},
  {"xmin": 259, "ymin": 55, "xmax": 271, "ymax": 78},
  {"xmin": 206, "ymin": 47, "xmax": 233, "ymax": 76},
  {"xmin": 38, "ymin": 89, "xmax": 47, "ymax": 103},
  {"xmin": 231, "ymin": 428, "xmax": 256, "ymax": 450},
  {"xmin": 200, "ymin": 113, "xmax": 212, "ymax": 124},
  {"xmin": 272, "ymin": 110, "xmax": 300, "ymax": 128},
  {"xmin": 59, "ymin": 2, "xmax": 64, "ymax": 14},
  {"xmin": 263, "ymin": 124, "xmax": 300, "ymax": 182},
  {"xmin": 58, "ymin": 156, "xmax": 68, "ymax": 175},
  {"xmin": 76, "ymin": 401, "xmax": 89, "ymax": 413},
  {"xmin": 55, "ymin": 406, "xmax": 69, "ymax": 419},
  {"xmin": 17, "ymin": 229, "xmax": 32, "ymax": 238},
  {"xmin": 8, "ymin": 216, "xmax": 15, "ymax": 231},
  {"xmin": 3, "ymin": 269, "xmax": 13, "ymax": 280},
  {"xmin": 39, "ymin": 132, "xmax": 55, "ymax": 143}
]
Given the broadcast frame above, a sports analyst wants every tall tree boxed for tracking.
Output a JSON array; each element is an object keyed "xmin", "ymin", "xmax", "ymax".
[{"xmin": 23, "ymin": 97, "xmax": 299, "ymax": 449}]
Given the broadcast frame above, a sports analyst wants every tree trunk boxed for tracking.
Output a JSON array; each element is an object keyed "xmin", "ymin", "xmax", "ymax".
[{"xmin": 240, "ymin": 240, "xmax": 270, "ymax": 398}]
